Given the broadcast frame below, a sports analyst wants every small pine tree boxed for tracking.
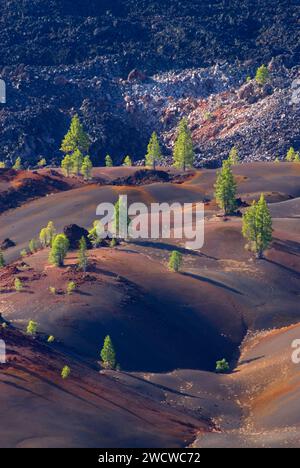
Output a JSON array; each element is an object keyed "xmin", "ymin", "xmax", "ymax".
[
  {"xmin": 173, "ymin": 118, "xmax": 195, "ymax": 171},
  {"xmin": 29, "ymin": 238, "xmax": 38, "ymax": 254},
  {"xmin": 13, "ymin": 157, "xmax": 22, "ymax": 170},
  {"xmin": 105, "ymin": 155, "xmax": 113, "ymax": 167},
  {"xmin": 37, "ymin": 158, "xmax": 47, "ymax": 168},
  {"xmin": 60, "ymin": 114, "xmax": 90, "ymax": 156},
  {"xmin": 113, "ymin": 198, "xmax": 130, "ymax": 239},
  {"xmin": 39, "ymin": 228, "xmax": 48, "ymax": 248},
  {"xmin": 215, "ymin": 160, "xmax": 237, "ymax": 215},
  {"xmin": 81, "ymin": 155, "xmax": 93, "ymax": 180},
  {"xmin": 286, "ymin": 147, "xmax": 296, "ymax": 162},
  {"xmin": 49, "ymin": 286, "xmax": 56, "ymax": 295},
  {"xmin": 242, "ymin": 194, "xmax": 273, "ymax": 259},
  {"xmin": 294, "ymin": 152, "xmax": 300, "ymax": 163},
  {"xmin": 168, "ymin": 251, "xmax": 183, "ymax": 272},
  {"xmin": 123, "ymin": 155, "xmax": 133, "ymax": 167},
  {"xmin": 49, "ymin": 234, "xmax": 69, "ymax": 267},
  {"xmin": 47, "ymin": 335, "xmax": 55, "ymax": 343},
  {"xmin": 216, "ymin": 359, "xmax": 230, "ymax": 373},
  {"xmin": 46, "ymin": 222, "xmax": 56, "ymax": 247},
  {"xmin": 20, "ymin": 249, "xmax": 27, "ymax": 258},
  {"xmin": 145, "ymin": 132, "xmax": 162, "ymax": 169},
  {"xmin": 71, "ymin": 149, "xmax": 84, "ymax": 176},
  {"xmin": 67, "ymin": 281, "xmax": 76, "ymax": 295},
  {"xmin": 77, "ymin": 237, "xmax": 88, "ymax": 272},
  {"xmin": 88, "ymin": 221, "xmax": 103, "ymax": 248},
  {"xmin": 61, "ymin": 154, "xmax": 73, "ymax": 177},
  {"xmin": 228, "ymin": 146, "xmax": 239, "ymax": 165},
  {"xmin": 255, "ymin": 64, "xmax": 269, "ymax": 86},
  {"xmin": 14, "ymin": 278, "xmax": 23, "ymax": 292},
  {"xmin": 0, "ymin": 161, "xmax": 6, "ymax": 168},
  {"xmin": 0, "ymin": 250, "xmax": 5, "ymax": 268},
  {"xmin": 100, "ymin": 335, "xmax": 116, "ymax": 369},
  {"xmin": 26, "ymin": 320, "xmax": 38, "ymax": 336},
  {"xmin": 274, "ymin": 157, "xmax": 280, "ymax": 163},
  {"xmin": 61, "ymin": 365, "xmax": 71, "ymax": 379}
]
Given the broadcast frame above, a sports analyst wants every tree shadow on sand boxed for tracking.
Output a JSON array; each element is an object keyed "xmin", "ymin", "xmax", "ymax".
[{"xmin": 181, "ymin": 271, "xmax": 244, "ymax": 295}]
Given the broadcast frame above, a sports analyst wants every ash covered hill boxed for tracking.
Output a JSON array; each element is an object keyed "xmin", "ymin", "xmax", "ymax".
[{"xmin": 0, "ymin": 0, "xmax": 299, "ymax": 166}]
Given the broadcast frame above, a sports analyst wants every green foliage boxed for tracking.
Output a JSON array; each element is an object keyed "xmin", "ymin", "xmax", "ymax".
[
  {"xmin": 61, "ymin": 154, "xmax": 73, "ymax": 177},
  {"xmin": 29, "ymin": 238, "xmax": 38, "ymax": 254},
  {"xmin": 145, "ymin": 132, "xmax": 162, "ymax": 169},
  {"xmin": 0, "ymin": 250, "xmax": 5, "ymax": 268},
  {"xmin": 286, "ymin": 147, "xmax": 300, "ymax": 162},
  {"xmin": 242, "ymin": 194, "xmax": 273, "ymax": 259},
  {"xmin": 60, "ymin": 114, "xmax": 90, "ymax": 156},
  {"xmin": 81, "ymin": 155, "xmax": 93, "ymax": 180},
  {"xmin": 13, "ymin": 157, "xmax": 22, "ymax": 170},
  {"xmin": 105, "ymin": 155, "xmax": 113, "ymax": 167},
  {"xmin": 71, "ymin": 149, "xmax": 84, "ymax": 176},
  {"xmin": 37, "ymin": 158, "xmax": 47, "ymax": 168},
  {"xmin": 77, "ymin": 236, "xmax": 88, "ymax": 272},
  {"xmin": 61, "ymin": 365, "xmax": 71, "ymax": 379},
  {"xmin": 203, "ymin": 111, "xmax": 213, "ymax": 121},
  {"xmin": 88, "ymin": 221, "xmax": 103, "ymax": 248},
  {"xmin": 100, "ymin": 335, "xmax": 116, "ymax": 369},
  {"xmin": 274, "ymin": 156, "xmax": 280, "ymax": 163},
  {"xmin": 14, "ymin": 277, "xmax": 23, "ymax": 292},
  {"xmin": 49, "ymin": 234, "xmax": 69, "ymax": 267},
  {"xmin": 255, "ymin": 64, "xmax": 269, "ymax": 85},
  {"xmin": 26, "ymin": 320, "xmax": 38, "ymax": 336},
  {"xmin": 0, "ymin": 161, "xmax": 7, "ymax": 168},
  {"xmin": 228, "ymin": 146, "xmax": 239, "ymax": 165},
  {"xmin": 216, "ymin": 358, "xmax": 230, "ymax": 373},
  {"xmin": 173, "ymin": 118, "xmax": 195, "ymax": 170},
  {"xmin": 168, "ymin": 251, "xmax": 183, "ymax": 272},
  {"xmin": 246, "ymin": 75, "xmax": 252, "ymax": 83},
  {"xmin": 49, "ymin": 286, "xmax": 56, "ymax": 295},
  {"xmin": 110, "ymin": 238, "xmax": 117, "ymax": 248},
  {"xmin": 20, "ymin": 249, "xmax": 27, "ymax": 258},
  {"xmin": 113, "ymin": 198, "xmax": 130, "ymax": 238},
  {"xmin": 67, "ymin": 281, "xmax": 76, "ymax": 295},
  {"xmin": 123, "ymin": 155, "xmax": 133, "ymax": 167},
  {"xmin": 47, "ymin": 335, "xmax": 55, "ymax": 343},
  {"xmin": 214, "ymin": 160, "xmax": 237, "ymax": 215}
]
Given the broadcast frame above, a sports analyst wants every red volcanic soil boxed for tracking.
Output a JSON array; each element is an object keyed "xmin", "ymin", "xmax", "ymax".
[
  {"xmin": 0, "ymin": 162, "xmax": 300, "ymax": 447},
  {"xmin": 0, "ymin": 327, "xmax": 211, "ymax": 448}
]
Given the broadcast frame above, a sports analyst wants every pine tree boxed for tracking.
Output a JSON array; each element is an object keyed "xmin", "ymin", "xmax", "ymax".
[
  {"xmin": 39, "ymin": 228, "xmax": 48, "ymax": 248},
  {"xmin": 215, "ymin": 160, "xmax": 237, "ymax": 215},
  {"xmin": 61, "ymin": 365, "xmax": 71, "ymax": 379},
  {"xmin": 100, "ymin": 335, "xmax": 116, "ymax": 369},
  {"xmin": 49, "ymin": 234, "xmax": 69, "ymax": 267},
  {"xmin": 0, "ymin": 250, "xmax": 5, "ymax": 268},
  {"xmin": 14, "ymin": 278, "xmax": 23, "ymax": 292},
  {"xmin": 29, "ymin": 238, "xmax": 38, "ymax": 254},
  {"xmin": 105, "ymin": 155, "xmax": 113, "ymax": 167},
  {"xmin": 216, "ymin": 359, "xmax": 230, "ymax": 373},
  {"xmin": 77, "ymin": 236, "xmax": 88, "ymax": 272},
  {"xmin": 145, "ymin": 132, "xmax": 162, "ymax": 169},
  {"xmin": 71, "ymin": 149, "xmax": 83, "ymax": 176},
  {"xmin": 255, "ymin": 64, "xmax": 269, "ymax": 86},
  {"xmin": 286, "ymin": 147, "xmax": 296, "ymax": 162},
  {"xmin": 123, "ymin": 155, "xmax": 133, "ymax": 167},
  {"xmin": 13, "ymin": 157, "xmax": 22, "ymax": 170},
  {"xmin": 37, "ymin": 158, "xmax": 47, "ymax": 168},
  {"xmin": 242, "ymin": 194, "xmax": 273, "ymax": 259},
  {"xmin": 88, "ymin": 221, "xmax": 103, "ymax": 248},
  {"xmin": 67, "ymin": 281, "xmax": 76, "ymax": 295},
  {"xmin": 60, "ymin": 114, "xmax": 90, "ymax": 156},
  {"xmin": 173, "ymin": 118, "xmax": 195, "ymax": 171},
  {"xmin": 113, "ymin": 198, "xmax": 130, "ymax": 239},
  {"xmin": 228, "ymin": 146, "xmax": 239, "ymax": 165},
  {"xmin": 61, "ymin": 154, "xmax": 73, "ymax": 177},
  {"xmin": 40, "ymin": 222, "xmax": 56, "ymax": 247},
  {"xmin": 168, "ymin": 251, "xmax": 183, "ymax": 272},
  {"xmin": 26, "ymin": 320, "xmax": 38, "ymax": 336},
  {"xmin": 81, "ymin": 155, "xmax": 93, "ymax": 180}
]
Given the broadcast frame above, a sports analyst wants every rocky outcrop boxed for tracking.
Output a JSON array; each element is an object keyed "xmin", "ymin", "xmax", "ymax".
[{"xmin": 63, "ymin": 224, "xmax": 92, "ymax": 250}]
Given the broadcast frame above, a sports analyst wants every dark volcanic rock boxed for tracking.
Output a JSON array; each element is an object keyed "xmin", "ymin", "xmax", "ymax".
[
  {"xmin": 63, "ymin": 224, "xmax": 92, "ymax": 250},
  {"xmin": 1, "ymin": 238, "xmax": 16, "ymax": 250},
  {"xmin": 112, "ymin": 169, "xmax": 171, "ymax": 186}
]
